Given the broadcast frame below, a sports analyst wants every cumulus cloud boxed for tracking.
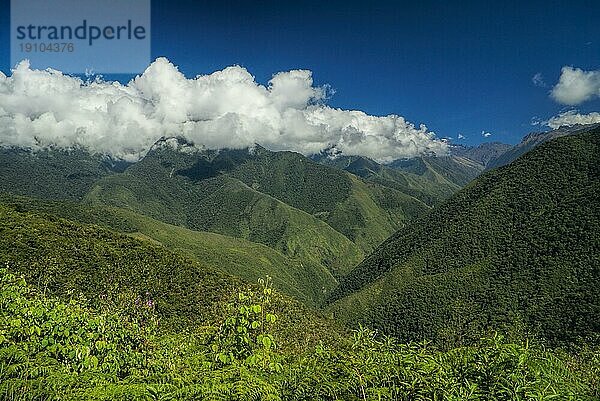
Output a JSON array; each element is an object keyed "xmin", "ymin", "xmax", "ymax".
[
  {"xmin": 0, "ymin": 58, "xmax": 447, "ymax": 163},
  {"xmin": 532, "ymin": 72, "xmax": 546, "ymax": 88},
  {"xmin": 550, "ymin": 66, "xmax": 600, "ymax": 105},
  {"xmin": 481, "ymin": 131, "xmax": 492, "ymax": 138},
  {"xmin": 457, "ymin": 133, "xmax": 465, "ymax": 140},
  {"xmin": 545, "ymin": 110, "xmax": 600, "ymax": 129}
]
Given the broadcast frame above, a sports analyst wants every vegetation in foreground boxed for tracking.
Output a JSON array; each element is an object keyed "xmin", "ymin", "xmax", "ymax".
[{"xmin": 2, "ymin": 268, "xmax": 599, "ymax": 401}]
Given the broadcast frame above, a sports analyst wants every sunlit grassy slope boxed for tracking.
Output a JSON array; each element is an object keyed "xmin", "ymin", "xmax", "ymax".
[
  {"xmin": 0, "ymin": 202, "xmax": 343, "ymax": 347},
  {"xmin": 0, "ymin": 195, "xmax": 338, "ymax": 305}
]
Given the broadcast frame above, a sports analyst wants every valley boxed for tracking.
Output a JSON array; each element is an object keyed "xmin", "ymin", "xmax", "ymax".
[{"xmin": 1, "ymin": 124, "xmax": 599, "ymax": 399}]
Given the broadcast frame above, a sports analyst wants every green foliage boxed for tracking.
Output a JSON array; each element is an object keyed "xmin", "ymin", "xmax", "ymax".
[
  {"xmin": 0, "ymin": 147, "xmax": 126, "ymax": 201},
  {"xmin": 0, "ymin": 267, "xmax": 153, "ymax": 399},
  {"xmin": 1, "ymin": 132, "xmax": 598, "ymax": 400},
  {"xmin": 0, "ymin": 194, "xmax": 338, "ymax": 306},
  {"xmin": 329, "ymin": 131, "xmax": 600, "ymax": 345},
  {"xmin": 210, "ymin": 277, "xmax": 281, "ymax": 371},
  {"xmin": 282, "ymin": 328, "xmax": 597, "ymax": 400},
  {"xmin": 2, "ymin": 269, "xmax": 597, "ymax": 400}
]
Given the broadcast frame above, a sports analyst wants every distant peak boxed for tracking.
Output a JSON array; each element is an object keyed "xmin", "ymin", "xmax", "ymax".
[{"xmin": 149, "ymin": 136, "xmax": 202, "ymax": 154}]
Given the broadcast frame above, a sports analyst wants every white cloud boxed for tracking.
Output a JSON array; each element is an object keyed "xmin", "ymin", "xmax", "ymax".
[
  {"xmin": 530, "ymin": 116, "xmax": 542, "ymax": 126},
  {"xmin": 550, "ymin": 66, "xmax": 600, "ymax": 105},
  {"xmin": 457, "ymin": 133, "xmax": 465, "ymax": 139},
  {"xmin": 481, "ymin": 130, "xmax": 492, "ymax": 138},
  {"xmin": 545, "ymin": 110, "xmax": 600, "ymax": 129},
  {"xmin": 0, "ymin": 58, "xmax": 447, "ymax": 163},
  {"xmin": 532, "ymin": 72, "xmax": 546, "ymax": 88}
]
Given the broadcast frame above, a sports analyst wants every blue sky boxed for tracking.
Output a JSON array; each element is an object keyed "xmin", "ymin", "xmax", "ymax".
[{"xmin": 1, "ymin": 0, "xmax": 599, "ymax": 146}]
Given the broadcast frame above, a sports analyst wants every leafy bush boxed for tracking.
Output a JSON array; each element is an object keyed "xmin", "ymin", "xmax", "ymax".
[
  {"xmin": 210, "ymin": 277, "xmax": 280, "ymax": 370},
  {"xmin": 1, "ymin": 268, "xmax": 598, "ymax": 400},
  {"xmin": 0, "ymin": 267, "xmax": 154, "ymax": 399}
]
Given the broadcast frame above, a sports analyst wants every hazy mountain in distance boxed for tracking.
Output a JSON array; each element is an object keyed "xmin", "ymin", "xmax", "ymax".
[
  {"xmin": 486, "ymin": 123, "xmax": 600, "ymax": 169},
  {"xmin": 450, "ymin": 142, "xmax": 512, "ymax": 166},
  {"xmin": 312, "ymin": 150, "xmax": 485, "ymax": 206}
]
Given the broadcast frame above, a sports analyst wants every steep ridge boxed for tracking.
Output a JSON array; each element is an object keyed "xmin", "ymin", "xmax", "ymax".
[
  {"xmin": 0, "ymin": 147, "xmax": 129, "ymax": 201},
  {"xmin": 0, "ymin": 194, "xmax": 337, "ymax": 305},
  {"xmin": 312, "ymin": 152, "xmax": 484, "ymax": 206},
  {"xmin": 487, "ymin": 123, "xmax": 600, "ymax": 169},
  {"xmin": 328, "ymin": 130, "xmax": 600, "ymax": 345}
]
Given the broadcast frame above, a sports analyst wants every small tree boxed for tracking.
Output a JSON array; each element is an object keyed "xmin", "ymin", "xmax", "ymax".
[{"xmin": 210, "ymin": 276, "xmax": 281, "ymax": 371}]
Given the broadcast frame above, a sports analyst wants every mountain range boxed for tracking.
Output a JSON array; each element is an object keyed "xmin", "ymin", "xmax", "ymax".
[
  {"xmin": 1, "ymin": 123, "xmax": 599, "ymax": 399},
  {"xmin": 0, "ymin": 124, "xmax": 598, "ymax": 337}
]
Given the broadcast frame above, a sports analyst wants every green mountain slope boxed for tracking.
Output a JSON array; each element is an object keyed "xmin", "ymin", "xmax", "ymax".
[
  {"xmin": 0, "ymin": 202, "xmax": 239, "ymax": 329},
  {"xmin": 0, "ymin": 147, "xmax": 128, "ymax": 201},
  {"xmin": 0, "ymin": 202, "xmax": 341, "ymax": 344},
  {"xmin": 487, "ymin": 123, "xmax": 600, "ymax": 169},
  {"xmin": 85, "ymin": 145, "xmax": 364, "ymax": 278},
  {"xmin": 328, "ymin": 130, "xmax": 600, "ymax": 345},
  {"xmin": 85, "ymin": 140, "xmax": 429, "ymax": 266},
  {"xmin": 175, "ymin": 143, "xmax": 430, "ymax": 252},
  {"xmin": 312, "ymin": 152, "xmax": 483, "ymax": 206},
  {"xmin": 0, "ymin": 194, "xmax": 337, "ymax": 305}
]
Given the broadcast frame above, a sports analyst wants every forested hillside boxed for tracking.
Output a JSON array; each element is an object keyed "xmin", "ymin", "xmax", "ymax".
[
  {"xmin": 329, "ymin": 130, "xmax": 600, "ymax": 345},
  {"xmin": 89, "ymin": 141, "xmax": 429, "ymax": 253},
  {"xmin": 0, "ymin": 195, "xmax": 337, "ymax": 305},
  {"xmin": 84, "ymin": 142, "xmax": 367, "ymax": 277},
  {"xmin": 312, "ymin": 152, "xmax": 484, "ymax": 206},
  {"xmin": 0, "ymin": 203, "xmax": 338, "ymax": 343},
  {"xmin": 0, "ymin": 147, "xmax": 129, "ymax": 201},
  {"xmin": 0, "ymin": 138, "xmax": 447, "ymax": 308}
]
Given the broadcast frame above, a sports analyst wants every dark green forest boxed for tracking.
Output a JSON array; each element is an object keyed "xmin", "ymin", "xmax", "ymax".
[{"xmin": 329, "ymin": 131, "xmax": 600, "ymax": 346}]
